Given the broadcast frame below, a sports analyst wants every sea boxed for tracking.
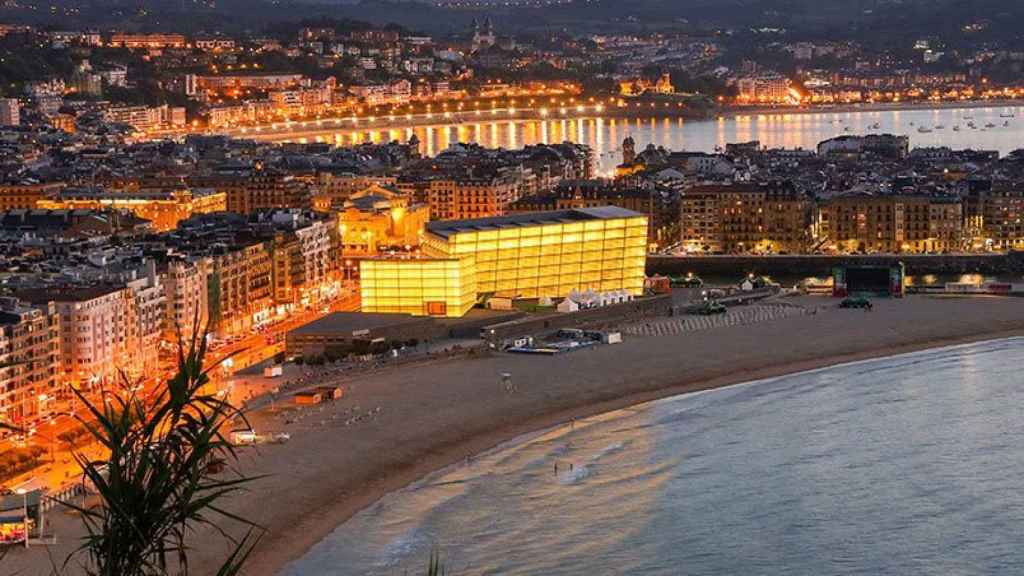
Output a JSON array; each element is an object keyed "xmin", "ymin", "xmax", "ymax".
[
  {"xmin": 246, "ymin": 105, "xmax": 1024, "ymax": 173},
  {"xmin": 281, "ymin": 337, "xmax": 1024, "ymax": 575}
]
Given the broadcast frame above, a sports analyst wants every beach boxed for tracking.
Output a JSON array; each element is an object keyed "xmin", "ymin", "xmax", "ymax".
[
  {"xmin": 200, "ymin": 98, "xmax": 1024, "ymax": 143},
  {"xmin": 8, "ymin": 295, "xmax": 1024, "ymax": 575}
]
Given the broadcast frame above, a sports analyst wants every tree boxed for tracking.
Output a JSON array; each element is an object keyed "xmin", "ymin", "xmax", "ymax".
[{"xmin": 63, "ymin": 327, "xmax": 263, "ymax": 576}]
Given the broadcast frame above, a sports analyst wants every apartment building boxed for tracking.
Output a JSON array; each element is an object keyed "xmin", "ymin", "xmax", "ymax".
[
  {"xmin": 0, "ymin": 298, "xmax": 61, "ymax": 425},
  {"xmin": 679, "ymin": 182, "xmax": 812, "ymax": 253},
  {"xmin": 0, "ymin": 182, "xmax": 64, "ymax": 211},
  {"xmin": 37, "ymin": 188, "xmax": 226, "ymax": 232},
  {"xmin": 123, "ymin": 264, "xmax": 166, "ymax": 379},
  {"xmin": 161, "ymin": 257, "xmax": 210, "ymax": 342},
  {"xmin": 17, "ymin": 285, "xmax": 132, "ymax": 390},
  {"xmin": 102, "ymin": 104, "xmax": 186, "ymax": 131},
  {"xmin": 269, "ymin": 213, "xmax": 336, "ymax": 308},
  {"xmin": 427, "ymin": 172, "xmax": 522, "ymax": 220},
  {"xmin": 232, "ymin": 169, "xmax": 310, "ymax": 214},
  {"xmin": 965, "ymin": 182, "xmax": 1024, "ymax": 250},
  {"xmin": 108, "ymin": 33, "xmax": 187, "ymax": 49},
  {"xmin": 817, "ymin": 193, "xmax": 963, "ymax": 253},
  {"xmin": 0, "ymin": 98, "xmax": 19, "ymax": 126},
  {"xmin": 207, "ymin": 241, "xmax": 273, "ymax": 336}
]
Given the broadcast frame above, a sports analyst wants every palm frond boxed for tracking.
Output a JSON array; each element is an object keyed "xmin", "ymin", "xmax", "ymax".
[{"xmin": 63, "ymin": 325, "xmax": 264, "ymax": 576}]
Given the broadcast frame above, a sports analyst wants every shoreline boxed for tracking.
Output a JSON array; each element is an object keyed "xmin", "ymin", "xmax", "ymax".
[
  {"xmin": 193, "ymin": 98, "xmax": 1024, "ymax": 143},
  {"xmin": 10, "ymin": 297, "xmax": 1024, "ymax": 576},
  {"xmin": 248, "ymin": 299, "xmax": 1024, "ymax": 576},
  {"xmin": 721, "ymin": 98, "xmax": 1023, "ymax": 119},
  {"xmin": 282, "ymin": 328, "xmax": 1024, "ymax": 572},
  {"xmin": 279, "ymin": 327, "xmax": 1024, "ymax": 567}
]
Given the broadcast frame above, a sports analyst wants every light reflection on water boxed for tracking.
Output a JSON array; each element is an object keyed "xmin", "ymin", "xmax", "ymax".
[
  {"xmin": 250, "ymin": 105, "xmax": 1024, "ymax": 172},
  {"xmin": 283, "ymin": 338, "xmax": 1024, "ymax": 576}
]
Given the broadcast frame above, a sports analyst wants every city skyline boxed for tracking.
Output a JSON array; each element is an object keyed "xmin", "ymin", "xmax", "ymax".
[{"xmin": 3, "ymin": 3, "xmax": 1024, "ymax": 574}]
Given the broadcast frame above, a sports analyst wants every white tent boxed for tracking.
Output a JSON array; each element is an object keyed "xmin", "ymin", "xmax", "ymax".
[{"xmin": 557, "ymin": 298, "xmax": 580, "ymax": 313}]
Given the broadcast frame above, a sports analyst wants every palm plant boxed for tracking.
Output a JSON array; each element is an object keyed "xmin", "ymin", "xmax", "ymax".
[
  {"xmin": 425, "ymin": 549, "xmax": 448, "ymax": 576},
  {"xmin": 63, "ymin": 326, "xmax": 263, "ymax": 576}
]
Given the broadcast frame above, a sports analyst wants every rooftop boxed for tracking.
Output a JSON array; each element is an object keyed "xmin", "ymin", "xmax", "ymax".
[
  {"xmin": 289, "ymin": 311, "xmax": 431, "ymax": 336},
  {"xmin": 15, "ymin": 284, "xmax": 124, "ymax": 303},
  {"xmin": 425, "ymin": 206, "xmax": 642, "ymax": 239}
]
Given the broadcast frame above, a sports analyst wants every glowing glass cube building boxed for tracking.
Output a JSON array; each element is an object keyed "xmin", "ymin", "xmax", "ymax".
[
  {"xmin": 360, "ymin": 206, "xmax": 648, "ymax": 317},
  {"xmin": 359, "ymin": 256, "xmax": 477, "ymax": 318}
]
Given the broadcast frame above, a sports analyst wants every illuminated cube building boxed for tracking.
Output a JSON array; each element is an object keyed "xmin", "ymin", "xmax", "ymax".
[
  {"xmin": 360, "ymin": 256, "xmax": 478, "ymax": 318},
  {"xmin": 359, "ymin": 206, "xmax": 648, "ymax": 317}
]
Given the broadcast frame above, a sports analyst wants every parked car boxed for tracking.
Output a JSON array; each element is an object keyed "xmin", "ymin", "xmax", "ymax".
[
  {"xmin": 696, "ymin": 301, "xmax": 727, "ymax": 315},
  {"xmin": 840, "ymin": 297, "xmax": 873, "ymax": 309}
]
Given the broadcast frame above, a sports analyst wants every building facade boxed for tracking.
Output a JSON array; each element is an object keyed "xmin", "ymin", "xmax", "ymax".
[
  {"xmin": 427, "ymin": 173, "xmax": 522, "ymax": 220},
  {"xmin": 18, "ymin": 286, "xmax": 133, "ymax": 391},
  {"xmin": 679, "ymin": 183, "xmax": 812, "ymax": 254},
  {"xmin": 207, "ymin": 242, "xmax": 273, "ymax": 336},
  {"xmin": 360, "ymin": 256, "xmax": 477, "ymax": 318},
  {"xmin": 966, "ymin": 183, "xmax": 1024, "ymax": 250},
  {"xmin": 817, "ymin": 194, "xmax": 963, "ymax": 253},
  {"xmin": 0, "ymin": 298, "xmax": 61, "ymax": 425},
  {"xmin": 36, "ymin": 188, "xmax": 226, "ymax": 232},
  {"xmin": 0, "ymin": 182, "xmax": 63, "ymax": 211},
  {"xmin": 442, "ymin": 207, "xmax": 646, "ymax": 292},
  {"xmin": 338, "ymin": 185, "xmax": 429, "ymax": 255},
  {"xmin": 161, "ymin": 257, "xmax": 210, "ymax": 342},
  {"xmin": 0, "ymin": 98, "xmax": 20, "ymax": 126}
]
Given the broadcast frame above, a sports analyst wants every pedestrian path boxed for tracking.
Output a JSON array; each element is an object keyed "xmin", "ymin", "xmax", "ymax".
[{"xmin": 625, "ymin": 304, "xmax": 812, "ymax": 337}]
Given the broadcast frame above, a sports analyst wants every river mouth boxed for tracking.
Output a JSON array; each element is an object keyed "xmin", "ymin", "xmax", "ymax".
[{"xmin": 282, "ymin": 337, "xmax": 1024, "ymax": 575}]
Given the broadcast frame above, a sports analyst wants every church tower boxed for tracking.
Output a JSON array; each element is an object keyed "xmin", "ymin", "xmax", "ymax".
[{"xmin": 622, "ymin": 136, "xmax": 636, "ymax": 165}]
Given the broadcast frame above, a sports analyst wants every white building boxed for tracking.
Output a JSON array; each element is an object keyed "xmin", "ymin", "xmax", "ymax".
[
  {"xmin": 124, "ymin": 262, "xmax": 167, "ymax": 379},
  {"xmin": 20, "ymin": 286, "xmax": 133, "ymax": 390},
  {"xmin": 0, "ymin": 98, "xmax": 19, "ymax": 127},
  {"xmin": 161, "ymin": 257, "xmax": 210, "ymax": 342}
]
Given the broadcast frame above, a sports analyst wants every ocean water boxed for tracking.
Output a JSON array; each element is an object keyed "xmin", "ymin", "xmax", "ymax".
[
  {"xmin": 245, "ymin": 105, "xmax": 1024, "ymax": 172},
  {"xmin": 282, "ymin": 338, "xmax": 1024, "ymax": 575}
]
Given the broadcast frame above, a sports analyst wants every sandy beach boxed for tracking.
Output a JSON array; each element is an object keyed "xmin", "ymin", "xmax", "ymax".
[
  {"xmin": 199, "ymin": 98, "xmax": 1024, "ymax": 144},
  {"xmin": 8, "ymin": 295, "xmax": 1024, "ymax": 575}
]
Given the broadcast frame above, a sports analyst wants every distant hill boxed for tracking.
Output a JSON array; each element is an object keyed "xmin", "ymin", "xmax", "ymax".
[{"xmin": 3, "ymin": 0, "xmax": 1023, "ymax": 43}]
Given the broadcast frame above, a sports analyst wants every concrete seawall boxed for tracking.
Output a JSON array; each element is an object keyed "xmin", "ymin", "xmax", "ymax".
[{"xmin": 647, "ymin": 253, "xmax": 1024, "ymax": 278}]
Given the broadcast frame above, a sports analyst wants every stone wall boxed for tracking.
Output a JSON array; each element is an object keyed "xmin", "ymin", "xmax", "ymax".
[{"xmin": 647, "ymin": 252, "xmax": 1024, "ymax": 278}]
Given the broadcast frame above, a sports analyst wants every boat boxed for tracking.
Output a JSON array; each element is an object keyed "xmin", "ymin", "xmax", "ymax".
[
  {"xmin": 953, "ymin": 125, "xmax": 961, "ymax": 131},
  {"xmin": 935, "ymin": 124, "xmax": 945, "ymax": 130},
  {"xmin": 917, "ymin": 126, "xmax": 933, "ymax": 133},
  {"xmin": 1000, "ymin": 112, "xmax": 1015, "ymax": 118},
  {"xmin": 870, "ymin": 122, "xmax": 880, "ymax": 129},
  {"xmin": 985, "ymin": 122, "xmax": 997, "ymax": 128}
]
